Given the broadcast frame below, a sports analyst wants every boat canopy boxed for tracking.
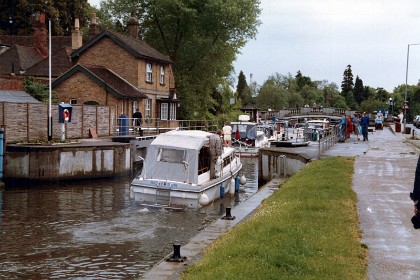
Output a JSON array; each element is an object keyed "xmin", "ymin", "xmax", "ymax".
[
  {"xmin": 142, "ymin": 130, "xmax": 212, "ymax": 184},
  {"xmin": 231, "ymin": 122, "xmax": 257, "ymax": 140}
]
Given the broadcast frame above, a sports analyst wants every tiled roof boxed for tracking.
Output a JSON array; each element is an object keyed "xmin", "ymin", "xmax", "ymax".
[
  {"xmin": 52, "ymin": 64, "xmax": 148, "ymax": 99},
  {"xmin": 25, "ymin": 46, "xmax": 73, "ymax": 77},
  {"xmin": 0, "ymin": 45, "xmax": 43, "ymax": 74},
  {"xmin": 0, "ymin": 35, "xmax": 71, "ymax": 52},
  {"xmin": 71, "ymin": 30, "xmax": 172, "ymax": 64},
  {"xmin": 0, "ymin": 90, "xmax": 40, "ymax": 103},
  {"xmin": 0, "ymin": 35, "xmax": 72, "ymax": 76}
]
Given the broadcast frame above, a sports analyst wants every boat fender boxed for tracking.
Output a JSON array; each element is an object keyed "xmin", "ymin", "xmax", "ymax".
[
  {"xmin": 229, "ymin": 178, "xmax": 235, "ymax": 195},
  {"xmin": 240, "ymin": 174, "xmax": 247, "ymax": 185},
  {"xmin": 220, "ymin": 184, "xmax": 225, "ymax": 199},
  {"xmin": 129, "ymin": 186, "xmax": 134, "ymax": 199},
  {"xmin": 235, "ymin": 175, "xmax": 240, "ymax": 192},
  {"xmin": 198, "ymin": 193, "xmax": 210, "ymax": 206}
]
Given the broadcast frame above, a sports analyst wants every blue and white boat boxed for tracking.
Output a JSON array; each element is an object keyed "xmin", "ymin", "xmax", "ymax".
[{"xmin": 130, "ymin": 130, "xmax": 244, "ymax": 209}]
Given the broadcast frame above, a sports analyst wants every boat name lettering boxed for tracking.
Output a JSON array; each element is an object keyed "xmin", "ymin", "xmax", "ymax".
[{"xmin": 151, "ymin": 181, "xmax": 177, "ymax": 188}]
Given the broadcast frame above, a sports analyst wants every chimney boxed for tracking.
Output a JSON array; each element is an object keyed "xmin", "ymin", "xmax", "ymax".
[
  {"xmin": 88, "ymin": 13, "xmax": 102, "ymax": 40},
  {"xmin": 33, "ymin": 12, "xmax": 48, "ymax": 57},
  {"xmin": 127, "ymin": 12, "xmax": 139, "ymax": 39},
  {"xmin": 72, "ymin": 18, "xmax": 83, "ymax": 49}
]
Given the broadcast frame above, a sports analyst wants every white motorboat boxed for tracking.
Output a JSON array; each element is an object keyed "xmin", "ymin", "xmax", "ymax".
[
  {"xmin": 231, "ymin": 115, "xmax": 270, "ymax": 156},
  {"xmin": 130, "ymin": 130, "xmax": 244, "ymax": 209}
]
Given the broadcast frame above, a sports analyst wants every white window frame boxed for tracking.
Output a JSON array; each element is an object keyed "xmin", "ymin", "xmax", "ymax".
[
  {"xmin": 145, "ymin": 99, "xmax": 151, "ymax": 118},
  {"xmin": 170, "ymin": 103, "xmax": 177, "ymax": 120},
  {"xmin": 146, "ymin": 63, "xmax": 153, "ymax": 83},
  {"xmin": 132, "ymin": 100, "xmax": 138, "ymax": 112},
  {"xmin": 160, "ymin": 66, "xmax": 165, "ymax": 85},
  {"xmin": 70, "ymin": 98, "xmax": 77, "ymax": 105},
  {"xmin": 161, "ymin": 103, "xmax": 169, "ymax": 120}
]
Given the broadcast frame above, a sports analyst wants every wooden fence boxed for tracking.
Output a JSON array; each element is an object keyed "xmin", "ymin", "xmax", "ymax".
[{"xmin": 0, "ymin": 102, "xmax": 117, "ymax": 143}]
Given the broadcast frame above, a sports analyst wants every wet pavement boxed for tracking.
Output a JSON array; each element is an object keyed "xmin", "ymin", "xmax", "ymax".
[{"xmin": 142, "ymin": 125, "xmax": 420, "ymax": 280}]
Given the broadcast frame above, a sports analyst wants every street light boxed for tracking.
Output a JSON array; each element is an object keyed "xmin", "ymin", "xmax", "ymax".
[
  {"xmin": 404, "ymin": 43, "xmax": 420, "ymax": 132},
  {"xmin": 388, "ymin": 97, "xmax": 393, "ymax": 116}
]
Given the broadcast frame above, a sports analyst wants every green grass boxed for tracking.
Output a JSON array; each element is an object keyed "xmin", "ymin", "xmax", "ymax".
[{"xmin": 181, "ymin": 156, "xmax": 367, "ymax": 280}]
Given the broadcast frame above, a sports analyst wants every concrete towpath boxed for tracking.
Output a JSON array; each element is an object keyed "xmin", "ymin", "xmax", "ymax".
[{"xmin": 323, "ymin": 126, "xmax": 420, "ymax": 279}]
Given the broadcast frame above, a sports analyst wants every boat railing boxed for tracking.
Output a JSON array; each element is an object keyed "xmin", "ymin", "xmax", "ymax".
[
  {"xmin": 272, "ymin": 155, "xmax": 287, "ymax": 179},
  {"xmin": 182, "ymin": 161, "xmax": 189, "ymax": 184},
  {"xmin": 315, "ymin": 124, "xmax": 341, "ymax": 159}
]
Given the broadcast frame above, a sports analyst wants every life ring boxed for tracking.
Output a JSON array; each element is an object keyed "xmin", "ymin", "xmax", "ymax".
[{"xmin": 62, "ymin": 109, "xmax": 70, "ymax": 122}]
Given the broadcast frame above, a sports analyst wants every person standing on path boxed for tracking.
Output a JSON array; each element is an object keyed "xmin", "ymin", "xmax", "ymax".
[
  {"xmin": 208, "ymin": 130, "xmax": 223, "ymax": 179},
  {"xmin": 222, "ymin": 121, "xmax": 232, "ymax": 147},
  {"xmin": 339, "ymin": 113, "xmax": 347, "ymax": 142},
  {"xmin": 132, "ymin": 109, "xmax": 143, "ymax": 136},
  {"xmin": 360, "ymin": 112, "xmax": 369, "ymax": 141},
  {"xmin": 353, "ymin": 113, "xmax": 360, "ymax": 140}
]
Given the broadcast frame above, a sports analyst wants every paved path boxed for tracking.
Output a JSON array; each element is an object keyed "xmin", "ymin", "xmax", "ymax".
[{"xmin": 324, "ymin": 127, "xmax": 420, "ymax": 279}]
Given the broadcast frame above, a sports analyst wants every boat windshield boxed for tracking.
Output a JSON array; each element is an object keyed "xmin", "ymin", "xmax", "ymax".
[
  {"xmin": 231, "ymin": 123, "xmax": 257, "ymax": 140},
  {"xmin": 157, "ymin": 148, "xmax": 185, "ymax": 163}
]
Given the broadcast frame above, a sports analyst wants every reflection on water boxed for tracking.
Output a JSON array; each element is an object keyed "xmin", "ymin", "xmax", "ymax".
[{"xmin": 0, "ymin": 158, "xmax": 258, "ymax": 279}]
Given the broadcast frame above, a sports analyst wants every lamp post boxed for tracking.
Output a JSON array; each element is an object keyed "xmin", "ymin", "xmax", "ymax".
[
  {"xmin": 388, "ymin": 97, "xmax": 393, "ymax": 117},
  {"xmin": 404, "ymin": 43, "xmax": 420, "ymax": 132}
]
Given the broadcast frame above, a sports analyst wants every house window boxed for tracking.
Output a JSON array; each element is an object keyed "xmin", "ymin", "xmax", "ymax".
[
  {"xmin": 146, "ymin": 63, "xmax": 153, "ymax": 83},
  {"xmin": 70, "ymin": 99, "xmax": 77, "ymax": 105},
  {"xmin": 133, "ymin": 100, "xmax": 138, "ymax": 112},
  {"xmin": 160, "ymin": 66, "xmax": 165, "ymax": 85},
  {"xmin": 170, "ymin": 103, "xmax": 177, "ymax": 120},
  {"xmin": 145, "ymin": 99, "xmax": 151, "ymax": 118},
  {"xmin": 161, "ymin": 103, "xmax": 168, "ymax": 120}
]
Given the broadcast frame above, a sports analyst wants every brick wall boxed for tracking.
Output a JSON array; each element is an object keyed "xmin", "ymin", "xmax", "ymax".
[
  {"xmin": 77, "ymin": 38, "xmax": 139, "ymax": 86},
  {"xmin": 0, "ymin": 102, "xmax": 116, "ymax": 143},
  {"xmin": 0, "ymin": 75, "xmax": 24, "ymax": 90},
  {"xmin": 54, "ymin": 71, "xmax": 115, "ymax": 105}
]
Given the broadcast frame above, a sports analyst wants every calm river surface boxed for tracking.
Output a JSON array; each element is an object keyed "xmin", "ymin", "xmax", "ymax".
[{"xmin": 0, "ymin": 157, "xmax": 258, "ymax": 279}]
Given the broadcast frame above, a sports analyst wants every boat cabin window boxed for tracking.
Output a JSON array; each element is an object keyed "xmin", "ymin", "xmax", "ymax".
[{"xmin": 157, "ymin": 148, "xmax": 185, "ymax": 163}]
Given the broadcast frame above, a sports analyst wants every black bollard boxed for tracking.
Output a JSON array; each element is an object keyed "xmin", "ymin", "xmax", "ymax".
[
  {"xmin": 221, "ymin": 207, "xmax": 236, "ymax": 220},
  {"xmin": 166, "ymin": 242, "xmax": 187, "ymax": 262}
]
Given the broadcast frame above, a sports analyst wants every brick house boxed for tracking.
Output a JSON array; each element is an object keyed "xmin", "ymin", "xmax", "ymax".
[{"xmin": 52, "ymin": 13, "xmax": 178, "ymax": 122}]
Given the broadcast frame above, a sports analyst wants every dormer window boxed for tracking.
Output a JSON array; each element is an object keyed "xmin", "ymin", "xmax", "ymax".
[
  {"xmin": 146, "ymin": 63, "xmax": 153, "ymax": 83},
  {"xmin": 160, "ymin": 66, "xmax": 165, "ymax": 85}
]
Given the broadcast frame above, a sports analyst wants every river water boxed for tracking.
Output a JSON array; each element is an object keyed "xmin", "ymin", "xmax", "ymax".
[{"xmin": 0, "ymin": 157, "xmax": 258, "ymax": 279}]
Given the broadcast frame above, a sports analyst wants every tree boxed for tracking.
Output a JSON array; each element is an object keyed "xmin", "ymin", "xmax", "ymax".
[
  {"xmin": 295, "ymin": 70, "xmax": 314, "ymax": 90},
  {"xmin": 353, "ymin": 75, "xmax": 364, "ymax": 104},
  {"xmin": 24, "ymin": 77, "xmax": 58, "ymax": 103},
  {"xmin": 237, "ymin": 71, "xmax": 253, "ymax": 104},
  {"xmin": 0, "ymin": 0, "xmax": 91, "ymax": 35},
  {"xmin": 256, "ymin": 76, "xmax": 288, "ymax": 110},
  {"xmin": 341, "ymin": 64, "xmax": 354, "ymax": 94},
  {"xmin": 100, "ymin": 0, "xmax": 261, "ymax": 119}
]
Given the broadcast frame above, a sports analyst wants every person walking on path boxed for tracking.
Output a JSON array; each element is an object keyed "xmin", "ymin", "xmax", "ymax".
[
  {"xmin": 360, "ymin": 112, "xmax": 369, "ymax": 141},
  {"xmin": 208, "ymin": 130, "xmax": 223, "ymax": 179},
  {"xmin": 222, "ymin": 121, "xmax": 232, "ymax": 147}
]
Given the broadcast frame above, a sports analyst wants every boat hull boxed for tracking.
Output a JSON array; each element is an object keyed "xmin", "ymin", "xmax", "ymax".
[{"xmin": 131, "ymin": 165, "xmax": 242, "ymax": 209}]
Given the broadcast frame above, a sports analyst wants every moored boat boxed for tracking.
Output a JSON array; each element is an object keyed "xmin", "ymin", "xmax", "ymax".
[
  {"xmin": 130, "ymin": 130, "xmax": 244, "ymax": 209},
  {"xmin": 231, "ymin": 115, "xmax": 269, "ymax": 156}
]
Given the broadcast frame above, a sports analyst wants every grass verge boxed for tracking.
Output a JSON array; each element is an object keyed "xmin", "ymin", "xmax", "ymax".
[{"xmin": 181, "ymin": 156, "xmax": 367, "ymax": 280}]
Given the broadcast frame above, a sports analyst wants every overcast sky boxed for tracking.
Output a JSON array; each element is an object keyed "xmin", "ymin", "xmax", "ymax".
[{"xmin": 89, "ymin": 0, "xmax": 420, "ymax": 92}]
